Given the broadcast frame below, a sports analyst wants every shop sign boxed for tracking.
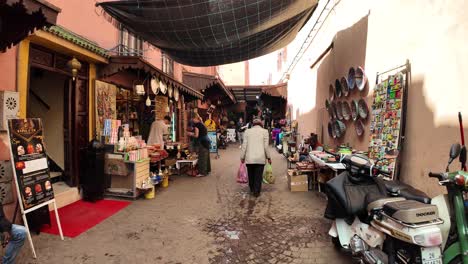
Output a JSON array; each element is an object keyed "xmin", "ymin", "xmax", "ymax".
[
  {"xmin": 207, "ymin": 131, "xmax": 217, "ymax": 153},
  {"xmin": 7, "ymin": 118, "xmax": 54, "ymax": 209}
]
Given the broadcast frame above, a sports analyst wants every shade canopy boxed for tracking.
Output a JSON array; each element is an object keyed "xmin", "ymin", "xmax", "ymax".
[{"xmin": 97, "ymin": 0, "xmax": 317, "ymax": 66}]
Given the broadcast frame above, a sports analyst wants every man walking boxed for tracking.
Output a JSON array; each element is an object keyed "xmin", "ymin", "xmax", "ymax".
[{"xmin": 240, "ymin": 118, "xmax": 271, "ymax": 197}]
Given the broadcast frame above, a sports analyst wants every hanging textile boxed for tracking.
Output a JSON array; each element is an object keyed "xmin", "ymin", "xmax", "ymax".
[{"xmin": 97, "ymin": 0, "xmax": 318, "ymax": 66}]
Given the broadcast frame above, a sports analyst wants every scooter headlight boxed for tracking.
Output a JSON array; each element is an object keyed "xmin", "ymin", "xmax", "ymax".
[{"xmin": 414, "ymin": 232, "xmax": 442, "ymax": 247}]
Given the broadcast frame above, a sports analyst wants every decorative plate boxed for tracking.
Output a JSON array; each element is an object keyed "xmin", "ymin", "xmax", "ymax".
[
  {"xmin": 341, "ymin": 77, "xmax": 349, "ymax": 97},
  {"xmin": 336, "ymin": 101, "xmax": 344, "ymax": 120},
  {"xmin": 330, "ymin": 102, "xmax": 338, "ymax": 120},
  {"xmin": 335, "ymin": 79, "xmax": 342, "ymax": 98},
  {"xmin": 328, "ymin": 121, "xmax": 335, "ymax": 138},
  {"xmin": 358, "ymin": 99, "xmax": 369, "ymax": 119},
  {"xmin": 342, "ymin": 101, "xmax": 351, "ymax": 121},
  {"xmin": 355, "ymin": 119, "xmax": 365, "ymax": 136},
  {"xmin": 348, "ymin": 67, "xmax": 356, "ymax": 90},
  {"xmin": 333, "ymin": 120, "xmax": 346, "ymax": 138},
  {"xmin": 329, "ymin": 84, "xmax": 335, "ymax": 101},
  {"xmin": 356, "ymin": 66, "xmax": 367, "ymax": 91},
  {"xmin": 351, "ymin": 99, "xmax": 359, "ymax": 121}
]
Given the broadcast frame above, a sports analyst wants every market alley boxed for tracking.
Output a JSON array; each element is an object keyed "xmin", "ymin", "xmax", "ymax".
[{"xmin": 15, "ymin": 146, "xmax": 350, "ymax": 264}]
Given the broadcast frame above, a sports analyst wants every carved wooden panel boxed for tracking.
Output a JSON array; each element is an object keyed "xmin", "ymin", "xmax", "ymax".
[
  {"xmin": 29, "ymin": 45, "xmax": 53, "ymax": 67},
  {"xmin": 75, "ymin": 78, "xmax": 88, "ymax": 113}
]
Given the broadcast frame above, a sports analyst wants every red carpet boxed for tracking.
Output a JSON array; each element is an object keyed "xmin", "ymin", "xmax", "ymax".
[{"xmin": 41, "ymin": 199, "xmax": 131, "ymax": 238}]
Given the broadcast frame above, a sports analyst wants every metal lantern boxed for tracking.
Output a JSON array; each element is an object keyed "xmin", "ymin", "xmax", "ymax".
[{"xmin": 67, "ymin": 57, "xmax": 82, "ymax": 80}]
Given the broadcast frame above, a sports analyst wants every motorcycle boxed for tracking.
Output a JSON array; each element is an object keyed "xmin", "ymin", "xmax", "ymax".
[
  {"xmin": 428, "ymin": 143, "xmax": 468, "ymax": 264},
  {"xmin": 324, "ymin": 152, "xmax": 467, "ymax": 264}
]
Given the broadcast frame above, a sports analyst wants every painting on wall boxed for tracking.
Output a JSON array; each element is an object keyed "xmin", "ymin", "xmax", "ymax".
[{"xmin": 95, "ymin": 80, "xmax": 117, "ymax": 136}]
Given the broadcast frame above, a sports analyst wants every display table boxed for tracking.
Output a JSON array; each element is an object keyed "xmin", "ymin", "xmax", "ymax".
[
  {"xmin": 176, "ymin": 159, "xmax": 198, "ymax": 175},
  {"xmin": 104, "ymin": 153, "xmax": 150, "ymax": 199},
  {"xmin": 309, "ymin": 153, "xmax": 346, "ymax": 178}
]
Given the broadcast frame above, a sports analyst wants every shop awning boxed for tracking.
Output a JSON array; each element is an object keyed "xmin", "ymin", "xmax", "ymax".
[
  {"xmin": 0, "ymin": 0, "xmax": 61, "ymax": 51},
  {"xmin": 261, "ymin": 83, "xmax": 288, "ymax": 99},
  {"xmin": 229, "ymin": 84, "xmax": 288, "ymax": 102},
  {"xmin": 182, "ymin": 72, "xmax": 236, "ymax": 104},
  {"xmin": 100, "ymin": 56, "xmax": 203, "ymax": 100},
  {"xmin": 96, "ymin": 0, "xmax": 318, "ymax": 66}
]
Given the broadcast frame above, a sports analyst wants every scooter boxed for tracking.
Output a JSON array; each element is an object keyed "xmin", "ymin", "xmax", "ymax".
[
  {"xmin": 427, "ymin": 143, "xmax": 468, "ymax": 264},
  {"xmin": 325, "ymin": 154, "xmax": 448, "ymax": 264}
]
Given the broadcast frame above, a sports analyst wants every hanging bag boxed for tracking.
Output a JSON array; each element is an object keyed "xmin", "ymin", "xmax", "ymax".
[
  {"xmin": 262, "ymin": 163, "xmax": 275, "ymax": 184},
  {"xmin": 237, "ymin": 163, "xmax": 248, "ymax": 183}
]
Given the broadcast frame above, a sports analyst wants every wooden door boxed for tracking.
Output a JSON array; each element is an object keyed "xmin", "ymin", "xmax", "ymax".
[
  {"xmin": 63, "ymin": 78, "xmax": 88, "ymax": 187},
  {"xmin": 63, "ymin": 79, "xmax": 73, "ymax": 186}
]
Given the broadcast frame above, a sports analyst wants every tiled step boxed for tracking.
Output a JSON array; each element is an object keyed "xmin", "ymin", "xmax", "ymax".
[{"xmin": 48, "ymin": 181, "xmax": 80, "ymax": 211}]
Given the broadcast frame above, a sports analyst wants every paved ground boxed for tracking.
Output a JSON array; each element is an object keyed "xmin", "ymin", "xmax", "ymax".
[{"xmin": 13, "ymin": 145, "xmax": 351, "ymax": 264}]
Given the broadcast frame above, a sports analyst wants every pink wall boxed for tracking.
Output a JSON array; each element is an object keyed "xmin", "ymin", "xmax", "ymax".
[
  {"xmin": 45, "ymin": 0, "xmax": 119, "ymax": 50},
  {"xmin": 0, "ymin": 47, "xmax": 17, "ymax": 91}
]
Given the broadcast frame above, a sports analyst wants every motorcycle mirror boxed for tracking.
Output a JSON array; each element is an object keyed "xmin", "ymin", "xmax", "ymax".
[
  {"xmin": 448, "ymin": 143, "xmax": 461, "ymax": 164},
  {"xmin": 459, "ymin": 146, "xmax": 467, "ymax": 165}
]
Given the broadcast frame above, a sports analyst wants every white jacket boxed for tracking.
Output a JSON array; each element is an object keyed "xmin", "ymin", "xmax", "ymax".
[{"xmin": 241, "ymin": 125, "xmax": 271, "ymax": 164}]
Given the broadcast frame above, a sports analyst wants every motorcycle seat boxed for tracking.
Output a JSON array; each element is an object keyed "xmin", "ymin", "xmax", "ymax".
[
  {"xmin": 383, "ymin": 180, "xmax": 431, "ymax": 204},
  {"xmin": 365, "ymin": 193, "xmax": 406, "ymax": 212},
  {"xmin": 383, "ymin": 200, "xmax": 439, "ymax": 223}
]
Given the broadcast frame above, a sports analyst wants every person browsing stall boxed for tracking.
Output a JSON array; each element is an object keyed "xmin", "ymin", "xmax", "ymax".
[
  {"xmin": 0, "ymin": 139, "xmax": 27, "ymax": 264},
  {"xmin": 187, "ymin": 114, "xmax": 211, "ymax": 177},
  {"xmin": 147, "ymin": 115, "xmax": 171, "ymax": 148},
  {"xmin": 240, "ymin": 118, "xmax": 271, "ymax": 197}
]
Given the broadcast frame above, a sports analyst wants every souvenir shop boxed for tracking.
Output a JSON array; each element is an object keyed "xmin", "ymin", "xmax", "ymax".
[
  {"xmin": 92, "ymin": 56, "xmax": 204, "ymax": 199},
  {"xmin": 288, "ymin": 63, "xmax": 409, "ymax": 192}
]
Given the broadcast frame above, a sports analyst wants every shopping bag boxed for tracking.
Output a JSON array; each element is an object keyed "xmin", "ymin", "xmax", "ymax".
[
  {"xmin": 262, "ymin": 163, "xmax": 275, "ymax": 184},
  {"xmin": 237, "ymin": 163, "xmax": 248, "ymax": 183}
]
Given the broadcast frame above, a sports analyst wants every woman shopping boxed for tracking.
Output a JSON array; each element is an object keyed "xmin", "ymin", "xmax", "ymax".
[
  {"xmin": 187, "ymin": 114, "xmax": 211, "ymax": 177},
  {"xmin": 240, "ymin": 118, "xmax": 271, "ymax": 197}
]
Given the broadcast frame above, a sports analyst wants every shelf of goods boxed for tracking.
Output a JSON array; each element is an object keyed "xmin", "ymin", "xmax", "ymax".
[{"xmin": 104, "ymin": 153, "xmax": 150, "ymax": 199}]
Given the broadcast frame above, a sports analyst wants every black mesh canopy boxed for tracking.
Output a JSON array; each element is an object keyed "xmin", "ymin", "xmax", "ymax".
[{"xmin": 98, "ymin": 0, "xmax": 317, "ymax": 66}]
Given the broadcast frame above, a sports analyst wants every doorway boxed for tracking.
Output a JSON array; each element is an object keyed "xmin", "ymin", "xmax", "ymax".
[{"xmin": 28, "ymin": 67, "xmax": 67, "ymax": 183}]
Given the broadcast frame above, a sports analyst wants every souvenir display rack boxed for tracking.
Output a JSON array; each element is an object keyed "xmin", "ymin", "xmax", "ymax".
[{"xmin": 369, "ymin": 61, "xmax": 410, "ymax": 180}]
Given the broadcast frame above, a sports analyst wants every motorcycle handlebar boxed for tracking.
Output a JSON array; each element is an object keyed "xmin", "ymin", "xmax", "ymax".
[{"xmin": 428, "ymin": 172, "xmax": 445, "ymax": 180}]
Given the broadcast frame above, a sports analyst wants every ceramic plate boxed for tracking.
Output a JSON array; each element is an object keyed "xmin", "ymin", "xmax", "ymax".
[
  {"xmin": 351, "ymin": 99, "xmax": 359, "ymax": 121},
  {"xmin": 333, "ymin": 120, "xmax": 346, "ymax": 138},
  {"xmin": 355, "ymin": 119, "xmax": 365, "ymax": 136},
  {"xmin": 335, "ymin": 79, "xmax": 342, "ymax": 98},
  {"xmin": 330, "ymin": 102, "xmax": 338, "ymax": 120},
  {"xmin": 329, "ymin": 84, "xmax": 335, "ymax": 101},
  {"xmin": 328, "ymin": 121, "xmax": 334, "ymax": 138},
  {"xmin": 341, "ymin": 77, "xmax": 349, "ymax": 97},
  {"xmin": 342, "ymin": 101, "xmax": 351, "ymax": 121},
  {"xmin": 348, "ymin": 67, "xmax": 356, "ymax": 90},
  {"xmin": 336, "ymin": 101, "xmax": 344, "ymax": 120},
  {"xmin": 356, "ymin": 66, "xmax": 367, "ymax": 91},
  {"xmin": 358, "ymin": 99, "xmax": 369, "ymax": 119}
]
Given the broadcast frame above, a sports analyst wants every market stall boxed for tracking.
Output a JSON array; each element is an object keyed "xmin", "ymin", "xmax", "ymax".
[{"xmin": 93, "ymin": 56, "xmax": 203, "ymax": 198}]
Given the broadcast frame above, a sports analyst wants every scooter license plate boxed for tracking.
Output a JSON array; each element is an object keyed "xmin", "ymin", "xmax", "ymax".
[{"xmin": 421, "ymin": 247, "xmax": 442, "ymax": 264}]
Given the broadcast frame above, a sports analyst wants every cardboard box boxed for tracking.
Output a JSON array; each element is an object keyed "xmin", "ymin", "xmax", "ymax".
[{"xmin": 288, "ymin": 173, "xmax": 308, "ymax": 192}]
